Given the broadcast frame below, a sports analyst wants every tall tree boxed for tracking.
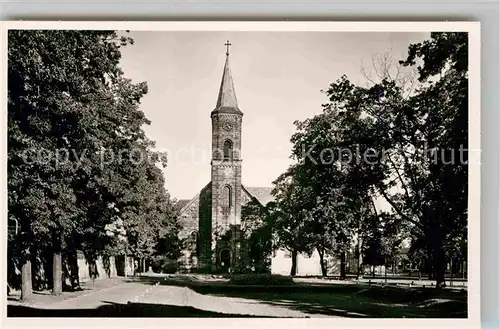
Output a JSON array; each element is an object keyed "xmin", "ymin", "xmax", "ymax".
[
  {"xmin": 272, "ymin": 32, "xmax": 468, "ymax": 287},
  {"xmin": 323, "ymin": 33, "xmax": 468, "ymax": 287},
  {"xmin": 288, "ymin": 89, "xmax": 379, "ymax": 278},
  {"xmin": 271, "ymin": 167, "xmax": 316, "ymax": 276},
  {"xmin": 241, "ymin": 199, "xmax": 273, "ymax": 272},
  {"xmin": 8, "ymin": 30, "xmax": 179, "ymax": 297}
]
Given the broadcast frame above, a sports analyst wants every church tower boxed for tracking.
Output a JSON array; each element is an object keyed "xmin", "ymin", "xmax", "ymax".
[
  {"xmin": 179, "ymin": 41, "xmax": 272, "ymax": 273},
  {"xmin": 210, "ymin": 41, "xmax": 243, "ymax": 271}
]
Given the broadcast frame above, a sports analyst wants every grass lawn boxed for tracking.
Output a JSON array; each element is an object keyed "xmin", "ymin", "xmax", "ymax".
[
  {"xmin": 207, "ymin": 288, "xmax": 467, "ymax": 318},
  {"xmin": 160, "ymin": 275, "xmax": 467, "ymax": 318}
]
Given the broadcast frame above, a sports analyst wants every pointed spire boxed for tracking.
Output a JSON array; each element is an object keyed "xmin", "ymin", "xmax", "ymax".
[
  {"xmin": 216, "ymin": 53, "xmax": 238, "ymax": 109},
  {"xmin": 213, "ymin": 40, "xmax": 242, "ymax": 115}
]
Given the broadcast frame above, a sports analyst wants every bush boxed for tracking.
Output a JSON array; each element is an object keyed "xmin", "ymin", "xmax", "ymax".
[
  {"xmin": 189, "ymin": 267, "xmax": 212, "ymax": 274},
  {"xmin": 162, "ymin": 263, "xmax": 177, "ymax": 274},
  {"xmin": 228, "ymin": 274, "xmax": 294, "ymax": 285},
  {"xmin": 151, "ymin": 257, "xmax": 178, "ymax": 274}
]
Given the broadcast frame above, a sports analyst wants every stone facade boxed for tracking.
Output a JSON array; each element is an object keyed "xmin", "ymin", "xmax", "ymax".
[
  {"xmin": 210, "ymin": 112, "xmax": 243, "ymax": 229},
  {"xmin": 210, "ymin": 111, "xmax": 244, "ymax": 272},
  {"xmin": 178, "ymin": 184, "xmax": 270, "ymax": 273},
  {"xmin": 198, "ymin": 183, "xmax": 212, "ymax": 270}
]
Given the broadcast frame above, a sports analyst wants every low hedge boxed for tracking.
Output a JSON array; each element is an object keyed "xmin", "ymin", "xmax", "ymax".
[
  {"xmin": 228, "ymin": 274, "xmax": 295, "ymax": 285},
  {"xmin": 151, "ymin": 257, "xmax": 178, "ymax": 274}
]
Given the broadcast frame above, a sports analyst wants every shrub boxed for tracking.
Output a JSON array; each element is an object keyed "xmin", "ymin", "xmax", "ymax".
[
  {"xmin": 151, "ymin": 257, "xmax": 178, "ymax": 274},
  {"xmin": 162, "ymin": 263, "xmax": 177, "ymax": 274},
  {"xmin": 189, "ymin": 267, "xmax": 212, "ymax": 274},
  {"xmin": 228, "ymin": 274, "xmax": 294, "ymax": 285}
]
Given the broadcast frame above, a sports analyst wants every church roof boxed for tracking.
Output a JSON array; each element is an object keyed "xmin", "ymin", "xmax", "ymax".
[
  {"xmin": 177, "ymin": 182, "xmax": 212, "ymax": 215},
  {"xmin": 175, "ymin": 199, "xmax": 191, "ymax": 211},
  {"xmin": 178, "ymin": 184, "xmax": 275, "ymax": 217},
  {"xmin": 212, "ymin": 52, "xmax": 242, "ymax": 116},
  {"xmin": 243, "ymin": 186, "xmax": 275, "ymax": 206}
]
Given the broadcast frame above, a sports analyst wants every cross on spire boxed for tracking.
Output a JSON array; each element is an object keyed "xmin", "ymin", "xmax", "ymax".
[
  {"xmin": 214, "ymin": 40, "xmax": 239, "ymax": 111},
  {"xmin": 225, "ymin": 40, "xmax": 231, "ymax": 55}
]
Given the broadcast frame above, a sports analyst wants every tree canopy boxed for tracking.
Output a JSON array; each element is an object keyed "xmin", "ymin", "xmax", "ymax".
[
  {"xmin": 8, "ymin": 30, "xmax": 179, "ymax": 298},
  {"xmin": 266, "ymin": 32, "xmax": 468, "ymax": 286}
]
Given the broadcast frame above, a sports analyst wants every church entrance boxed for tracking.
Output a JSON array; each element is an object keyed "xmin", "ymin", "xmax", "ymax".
[{"xmin": 220, "ymin": 249, "xmax": 231, "ymax": 273}]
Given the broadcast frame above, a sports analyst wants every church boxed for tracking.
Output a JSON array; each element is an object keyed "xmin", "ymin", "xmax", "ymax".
[{"xmin": 175, "ymin": 42, "xmax": 338, "ymax": 276}]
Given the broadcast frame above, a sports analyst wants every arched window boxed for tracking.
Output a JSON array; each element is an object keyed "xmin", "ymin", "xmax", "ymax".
[
  {"xmin": 190, "ymin": 231, "xmax": 198, "ymax": 244},
  {"xmin": 223, "ymin": 140, "xmax": 233, "ymax": 160},
  {"xmin": 190, "ymin": 231, "xmax": 199, "ymax": 255},
  {"xmin": 222, "ymin": 185, "xmax": 232, "ymax": 209}
]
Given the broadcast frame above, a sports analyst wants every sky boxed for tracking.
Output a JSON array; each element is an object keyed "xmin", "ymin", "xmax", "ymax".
[{"xmin": 118, "ymin": 31, "xmax": 429, "ymax": 200}]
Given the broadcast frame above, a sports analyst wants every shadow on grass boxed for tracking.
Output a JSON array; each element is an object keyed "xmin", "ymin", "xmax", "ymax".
[
  {"xmin": 7, "ymin": 301, "xmax": 278, "ymax": 318},
  {"xmin": 202, "ymin": 286, "xmax": 467, "ymax": 318},
  {"xmin": 92, "ymin": 275, "xmax": 466, "ymax": 318},
  {"xmin": 149, "ymin": 276, "xmax": 467, "ymax": 318}
]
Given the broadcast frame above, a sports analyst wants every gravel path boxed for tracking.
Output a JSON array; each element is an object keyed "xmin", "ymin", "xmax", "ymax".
[
  {"xmin": 8, "ymin": 276, "xmax": 338, "ymax": 317},
  {"xmin": 7, "ymin": 277, "xmax": 128, "ymax": 307},
  {"xmin": 32, "ymin": 281, "xmax": 152, "ymax": 310}
]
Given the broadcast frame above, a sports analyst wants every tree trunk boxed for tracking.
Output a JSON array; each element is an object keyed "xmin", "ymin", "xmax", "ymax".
[
  {"xmin": 449, "ymin": 257, "xmax": 453, "ymax": 287},
  {"xmin": 20, "ymin": 246, "xmax": 33, "ymax": 302},
  {"xmin": 290, "ymin": 249, "xmax": 298, "ymax": 276},
  {"xmin": 357, "ymin": 262, "xmax": 364, "ymax": 280},
  {"xmin": 52, "ymin": 232, "xmax": 63, "ymax": 296},
  {"xmin": 340, "ymin": 252, "xmax": 346, "ymax": 280},
  {"xmin": 124, "ymin": 255, "xmax": 128, "ymax": 278},
  {"xmin": 317, "ymin": 247, "xmax": 327, "ymax": 277},
  {"xmin": 68, "ymin": 249, "xmax": 81, "ymax": 290},
  {"xmin": 427, "ymin": 255, "xmax": 433, "ymax": 280},
  {"xmin": 433, "ymin": 247, "xmax": 446, "ymax": 288},
  {"xmin": 426, "ymin": 248, "xmax": 433, "ymax": 280},
  {"xmin": 435, "ymin": 266, "xmax": 445, "ymax": 288},
  {"xmin": 356, "ymin": 238, "xmax": 363, "ymax": 279},
  {"xmin": 384, "ymin": 259, "xmax": 388, "ymax": 284}
]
